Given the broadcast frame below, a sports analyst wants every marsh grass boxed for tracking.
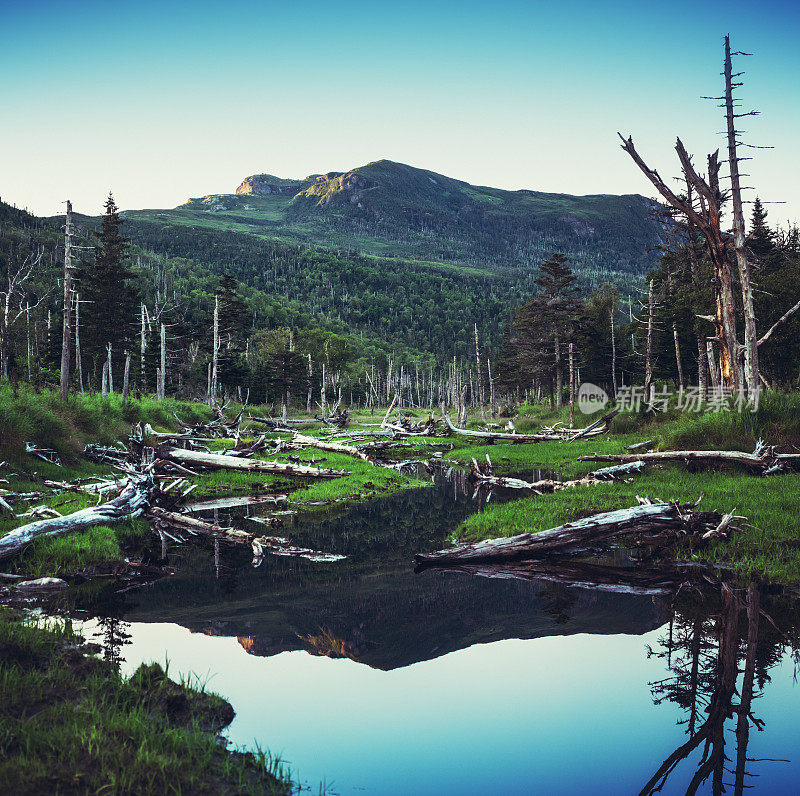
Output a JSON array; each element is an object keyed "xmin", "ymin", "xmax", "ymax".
[
  {"xmin": 0, "ymin": 609, "xmax": 291, "ymax": 794},
  {"xmin": 451, "ymin": 400, "xmax": 800, "ymax": 585}
]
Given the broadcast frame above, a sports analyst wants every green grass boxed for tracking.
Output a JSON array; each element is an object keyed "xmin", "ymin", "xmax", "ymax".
[
  {"xmin": 450, "ymin": 396, "xmax": 800, "ymax": 585},
  {"xmin": 0, "ymin": 384, "xmax": 215, "ymax": 458},
  {"xmin": 0, "ymin": 608, "xmax": 291, "ymax": 794}
]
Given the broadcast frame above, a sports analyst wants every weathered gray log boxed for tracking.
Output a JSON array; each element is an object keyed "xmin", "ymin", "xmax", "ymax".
[
  {"xmin": 567, "ymin": 409, "xmax": 621, "ymax": 441},
  {"xmin": 579, "ymin": 448, "xmax": 800, "ymax": 472},
  {"xmin": 158, "ymin": 446, "xmax": 348, "ymax": 478},
  {"xmin": 291, "ymin": 433, "xmax": 374, "ymax": 463},
  {"xmin": 415, "ymin": 502, "xmax": 690, "ymax": 565},
  {"xmin": 624, "ymin": 439, "xmax": 655, "ymax": 452},
  {"xmin": 467, "ymin": 456, "xmax": 644, "ymax": 492},
  {"xmin": 0, "ymin": 475, "xmax": 155, "ymax": 561},
  {"xmin": 444, "ymin": 414, "xmax": 562, "ymax": 443},
  {"xmin": 590, "ymin": 460, "xmax": 646, "ymax": 480},
  {"xmin": 148, "ymin": 507, "xmax": 344, "ymax": 562}
]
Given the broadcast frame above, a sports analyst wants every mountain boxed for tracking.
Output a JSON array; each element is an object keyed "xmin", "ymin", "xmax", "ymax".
[{"xmin": 124, "ymin": 159, "xmax": 662, "ymax": 281}]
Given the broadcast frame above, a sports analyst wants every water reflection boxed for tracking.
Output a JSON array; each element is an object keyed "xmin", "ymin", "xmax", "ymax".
[
  {"xmin": 642, "ymin": 581, "xmax": 798, "ymax": 795},
  {"xmin": 48, "ymin": 471, "xmax": 800, "ymax": 794}
]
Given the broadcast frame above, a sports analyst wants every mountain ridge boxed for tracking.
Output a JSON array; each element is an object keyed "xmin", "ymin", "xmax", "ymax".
[{"xmin": 126, "ymin": 158, "xmax": 662, "ymax": 281}]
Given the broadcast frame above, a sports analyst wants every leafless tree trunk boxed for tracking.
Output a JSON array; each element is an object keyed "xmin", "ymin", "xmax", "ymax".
[
  {"xmin": 60, "ymin": 200, "xmax": 73, "ymax": 400},
  {"xmin": 673, "ymin": 322, "xmax": 685, "ymax": 393},
  {"xmin": 644, "ymin": 280, "xmax": 655, "ymax": 403},
  {"xmin": 610, "ymin": 304, "xmax": 617, "ymax": 400},
  {"xmin": 306, "ymin": 353, "xmax": 313, "ymax": 412},
  {"xmin": 707, "ymin": 341, "xmax": 721, "ymax": 391},
  {"xmin": 211, "ymin": 294, "xmax": 219, "ymax": 402},
  {"xmin": 105, "ymin": 343, "xmax": 113, "ymax": 393},
  {"xmin": 619, "ymin": 135, "xmax": 741, "ymax": 391},
  {"xmin": 122, "ymin": 352, "xmax": 131, "ymax": 402},
  {"xmin": 569, "ymin": 342, "xmax": 575, "ymax": 427},
  {"xmin": 140, "ymin": 303, "xmax": 146, "ymax": 389},
  {"xmin": 75, "ymin": 293, "xmax": 84, "ymax": 393},
  {"xmin": 474, "ymin": 323, "xmax": 484, "ymax": 414},
  {"xmin": 554, "ymin": 332, "xmax": 562, "ymax": 409},
  {"xmin": 697, "ymin": 334, "xmax": 707, "ymax": 396},
  {"xmin": 724, "ymin": 35, "xmax": 759, "ymax": 397},
  {"xmin": 158, "ymin": 322, "xmax": 166, "ymax": 400}
]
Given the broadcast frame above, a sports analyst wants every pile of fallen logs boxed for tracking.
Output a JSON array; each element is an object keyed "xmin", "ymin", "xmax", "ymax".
[
  {"xmin": 173, "ymin": 401, "xmax": 244, "ymax": 439},
  {"xmin": 579, "ymin": 439, "xmax": 800, "ymax": 475},
  {"xmin": 415, "ymin": 496, "xmax": 744, "ymax": 566}
]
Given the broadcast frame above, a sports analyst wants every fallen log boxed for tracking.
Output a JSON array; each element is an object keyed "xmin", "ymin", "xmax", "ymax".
[
  {"xmin": 414, "ymin": 500, "xmax": 733, "ymax": 566},
  {"xmin": 291, "ymin": 433, "xmax": 374, "ymax": 463},
  {"xmin": 0, "ymin": 474, "xmax": 155, "ymax": 561},
  {"xmin": 579, "ymin": 442, "xmax": 800, "ymax": 473},
  {"xmin": 443, "ymin": 414, "xmax": 562, "ymax": 443},
  {"xmin": 158, "ymin": 446, "xmax": 349, "ymax": 478},
  {"xmin": 467, "ymin": 456, "xmax": 645, "ymax": 492},
  {"xmin": 148, "ymin": 507, "xmax": 344, "ymax": 562},
  {"xmin": 567, "ymin": 409, "xmax": 620, "ymax": 441}
]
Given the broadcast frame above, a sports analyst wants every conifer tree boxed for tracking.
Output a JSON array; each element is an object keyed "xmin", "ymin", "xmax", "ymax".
[{"xmin": 75, "ymin": 193, "xmax": 138, "ymax": 386}]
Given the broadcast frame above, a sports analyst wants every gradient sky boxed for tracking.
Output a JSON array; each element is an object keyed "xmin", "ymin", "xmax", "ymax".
[{"xmin": 2, "ymin": 0, "xmax": 798, "ymax": 224}]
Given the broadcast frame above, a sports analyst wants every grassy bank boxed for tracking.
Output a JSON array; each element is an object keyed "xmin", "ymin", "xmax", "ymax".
[
  {"xmin": 0, "ymin": 608, "xmax": 290, "ymax": 795},
  {"xmin": 451, "ymin": 394, "xmax": 800, "ymax": 586}
]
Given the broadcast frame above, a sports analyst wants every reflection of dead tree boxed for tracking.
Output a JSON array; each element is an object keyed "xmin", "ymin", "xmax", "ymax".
[
  {"xmin": 641, "ymin": 583, "xmax": 741, "ymax": 795},
  {"xmin": 642, "ymin": 583, "xmax": 774, "ymax": 796}
]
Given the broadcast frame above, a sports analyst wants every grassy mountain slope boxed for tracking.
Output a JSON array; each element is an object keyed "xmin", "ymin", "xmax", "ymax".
[{"xmin": 125, "ymin": 159, "xmax": 662, "ymax": 279}]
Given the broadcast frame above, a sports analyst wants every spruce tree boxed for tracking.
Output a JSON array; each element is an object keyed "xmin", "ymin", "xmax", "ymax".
[{"xmin": 75, "ymin": 193, "xmax": 138, "ymax": 386}]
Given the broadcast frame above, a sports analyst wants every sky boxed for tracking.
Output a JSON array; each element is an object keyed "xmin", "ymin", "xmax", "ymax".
[{"xmin": 2, "ymin": 0, "xmax": 799, "ymax": 224}]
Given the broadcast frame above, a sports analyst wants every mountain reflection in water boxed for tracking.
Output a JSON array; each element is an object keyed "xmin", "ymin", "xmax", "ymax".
[{"xmin": 60, "ymin": 472, "xmax": 800, "ymax": 794}]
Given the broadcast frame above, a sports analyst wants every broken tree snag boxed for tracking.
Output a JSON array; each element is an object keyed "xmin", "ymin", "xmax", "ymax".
[
  {"xmin": 0, "ymin": 475, "xmax": 155, "ymax": 561},
  {"xmin": 414, "ymin": 501, "xmax": 739, "ymax": 566},
  {"xmin": 158, "ymin": 446, "xmax": 348, "ymax": 478},
  {"xmin": 579, "ymin": 442, "xmax": 800, "ymax": 474}
]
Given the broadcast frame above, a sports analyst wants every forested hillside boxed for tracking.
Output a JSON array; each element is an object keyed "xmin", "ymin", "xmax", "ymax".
[{"xmin": 124, "ymin": 159, "xmax": 663, "ymax": 282}]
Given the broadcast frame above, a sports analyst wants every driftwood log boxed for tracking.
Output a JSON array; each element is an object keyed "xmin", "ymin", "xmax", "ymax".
[
  {"xmin": 158, "ymin": 446, "xmax": 348, "ymax": 478},
  {"xmin": 0, "ymin": 474, "xmax": 155, "ymax": 561},
  {"xmin": 415, "ymin": 500, "xmax": 738, "ymax": 566}
]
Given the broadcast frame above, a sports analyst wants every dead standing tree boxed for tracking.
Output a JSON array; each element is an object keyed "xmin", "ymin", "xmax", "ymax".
[
  {"xmin": 0, "ymin": 246, "xmax": 46, "ymax": 379},
  {"xmin": 619, "ymin": 133, "xmax": 741, "ymax": 392}
]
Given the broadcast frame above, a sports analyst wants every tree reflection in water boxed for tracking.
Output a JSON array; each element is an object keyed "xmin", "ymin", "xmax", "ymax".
[{"xmin": 642, "ymin": 582, "xmax": 797, "ymax": 795}]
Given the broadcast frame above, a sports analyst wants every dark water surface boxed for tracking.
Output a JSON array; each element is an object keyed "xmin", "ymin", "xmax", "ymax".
[{"xmin": 70, "ymin": 472, "xmax": 800, "ymax": 795}]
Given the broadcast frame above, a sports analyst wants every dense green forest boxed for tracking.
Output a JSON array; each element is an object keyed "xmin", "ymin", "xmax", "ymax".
[{"xmin": 2, "ymin": 174, "xmax": 798, "ymax": 410}]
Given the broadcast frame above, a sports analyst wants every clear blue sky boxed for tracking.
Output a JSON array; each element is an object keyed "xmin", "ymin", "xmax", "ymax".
[{"xmin": 1, "ymin": 0, "xmax": 798, "ymax": 225}]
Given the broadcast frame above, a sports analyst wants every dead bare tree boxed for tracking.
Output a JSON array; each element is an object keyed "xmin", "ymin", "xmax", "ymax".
[
  {"xmin": 619, "ymin": 133, "xmax": 741, "ymax": 392},
  {"xmin": 59, "ymin": 200, "xmax": 73, "ymax": 400},
  {"xmin": 723, "ymin": 35, "xmax": 759, "ymax": 397},
  {"xmin": 0, "ymin": 246, "xmax": 45, "ymax": 378}
]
